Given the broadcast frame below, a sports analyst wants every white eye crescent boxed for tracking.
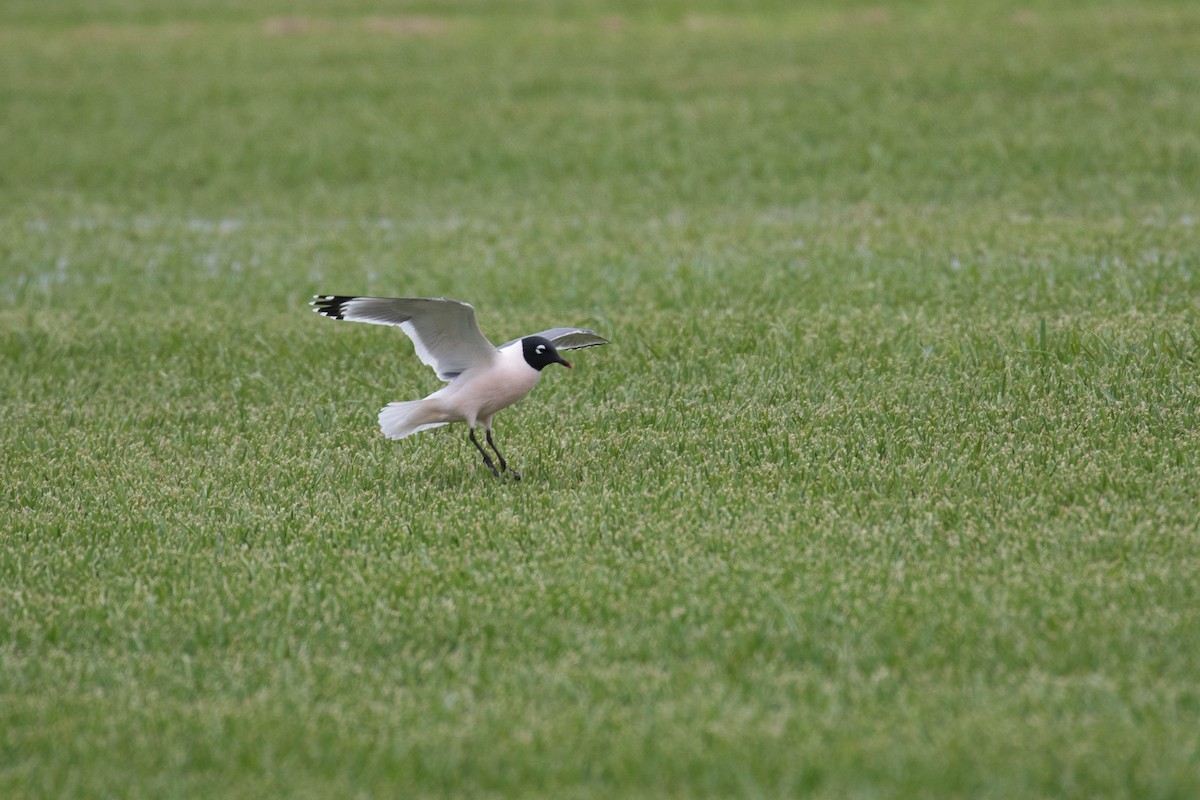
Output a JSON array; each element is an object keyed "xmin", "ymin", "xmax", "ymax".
[{"xmin": 535, "ymin": 344, "xmax": 546, "ymax": 354}]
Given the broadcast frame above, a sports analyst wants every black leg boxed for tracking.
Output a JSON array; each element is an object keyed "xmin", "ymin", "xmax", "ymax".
[
  {"xmin": 486, "ymin": 429, "xmax": 520, "ymax": 481},
  {"xmin": 469, "ymin": 428, "xmax": 500, "ymax": 477}
]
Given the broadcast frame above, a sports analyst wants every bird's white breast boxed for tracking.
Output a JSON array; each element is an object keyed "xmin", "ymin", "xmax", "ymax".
[{"xmin": 438, "ymin": 346, "xmax": 540, "ymax": 425}]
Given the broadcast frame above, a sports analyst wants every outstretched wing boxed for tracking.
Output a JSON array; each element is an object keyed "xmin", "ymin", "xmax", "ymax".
[
  {"xmin": 312, "ymin": 295, "xmax": 496, "ymax": 381},
  {"xmin": 499, "ymin": 327, "xmax": 610, "ymax": 352}
]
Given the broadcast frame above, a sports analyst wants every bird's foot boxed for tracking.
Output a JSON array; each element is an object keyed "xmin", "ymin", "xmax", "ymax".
[{"xmin": 491, "ymin": 455, "xmax": 519, "ymax": 481}]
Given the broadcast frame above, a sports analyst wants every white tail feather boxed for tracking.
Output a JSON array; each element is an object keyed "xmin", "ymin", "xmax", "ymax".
[{"xmin": 378, "ymin": 400, "xmax": 448, "ymax": 440}]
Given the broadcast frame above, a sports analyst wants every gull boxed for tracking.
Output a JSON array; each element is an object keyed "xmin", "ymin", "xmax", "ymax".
[{"xmin": 311, "ymin": 295, "xmax": 609, "ymax": 479}]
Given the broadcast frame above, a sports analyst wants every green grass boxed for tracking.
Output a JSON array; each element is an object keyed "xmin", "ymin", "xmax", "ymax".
[{"xmin": 3, "ymin": 1, "xmax": 1200, "ymax": 797}]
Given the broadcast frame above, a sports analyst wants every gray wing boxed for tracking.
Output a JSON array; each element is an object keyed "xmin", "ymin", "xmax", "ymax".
[
  {"xmin": 312, "ymin": 295, "xmax": 496, "ymax": 381},
  {"xmin": 499, "ymin": 327, "xmax": 610, "ymax": 352}
]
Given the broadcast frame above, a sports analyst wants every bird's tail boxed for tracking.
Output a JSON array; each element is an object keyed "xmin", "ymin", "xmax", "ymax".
[{"xmin": 378, "ymin": 400, "xmax": 448, "ymax": 440}]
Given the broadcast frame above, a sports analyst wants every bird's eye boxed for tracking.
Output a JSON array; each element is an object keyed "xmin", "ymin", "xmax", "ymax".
[{"xmin": 535, "ymin": 344, "xmax": 546, "ymax": 354}]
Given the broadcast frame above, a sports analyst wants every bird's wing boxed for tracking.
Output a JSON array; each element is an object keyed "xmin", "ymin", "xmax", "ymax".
[
  {"xmin": 312, "ymin": 295, "xmax": 496, "ymax": 381},
  {"xmin": 499, "ymin": 327, "xmax": 611, "ymax": 352}
]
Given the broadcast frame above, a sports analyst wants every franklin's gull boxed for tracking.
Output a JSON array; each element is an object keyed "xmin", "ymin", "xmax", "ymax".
[{"xmin": 311, "ymin": 295, "xmax": 609, "ymax": 479}]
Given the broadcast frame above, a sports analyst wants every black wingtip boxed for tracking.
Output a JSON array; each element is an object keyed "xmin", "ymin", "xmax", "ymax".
[{"xmin": 311, "ymin": 294, "xmax": 354, "ymax": 320}]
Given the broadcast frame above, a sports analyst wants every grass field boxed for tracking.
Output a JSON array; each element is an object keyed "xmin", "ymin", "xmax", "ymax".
[{"xmin": 3, "ymin": 1, "xmax": 1200, "ymax": 797}]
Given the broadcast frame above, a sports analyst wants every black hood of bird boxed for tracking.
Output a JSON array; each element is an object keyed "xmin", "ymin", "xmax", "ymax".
[{"xmin": 521, "ymin": 336, "xmax": 572, "ymax": 370}]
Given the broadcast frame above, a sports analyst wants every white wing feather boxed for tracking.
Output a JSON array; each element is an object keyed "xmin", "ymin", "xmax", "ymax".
[
  {"xmin": 499, "ymin": 327, "xmax": 610, "ymax": 352},
  {"xmin": 312, "ymin": 296, "xmax": 496, "ymax": 381}
]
